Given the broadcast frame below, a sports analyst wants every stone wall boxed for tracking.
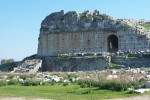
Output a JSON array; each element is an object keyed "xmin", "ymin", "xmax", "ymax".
[
  {"xmin": 38, "ymin": 29, "xmax": 150, "ymax": 56},
  {"xmin": 41, "ymin": 57, "xmax": 109, "ymax": 72},
  {"xmin": 36, "ymin": 10, "xmax": 150, "ymax": 72},
  {"xmin": 37, "ymin": 10, "xmax": 150, "ymax": 56},
  {"xmin": 38, "ymin": 30, "xmax": 110, "ymax": 56},
  {"xmin": 112, "ymin": 57, "xmax": 150, "ymax": 68}
]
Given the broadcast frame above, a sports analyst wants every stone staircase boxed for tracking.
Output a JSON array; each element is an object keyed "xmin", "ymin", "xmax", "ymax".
[{"xmin": 13, "ymin": 59, "xmax": 42, "ymax": 73}]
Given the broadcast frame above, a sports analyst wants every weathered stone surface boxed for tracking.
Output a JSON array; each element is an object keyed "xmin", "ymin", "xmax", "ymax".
[
  {"xmin": 146, "ymin": 81, "xmax": 150, "ymax": 88},
  {"xmin": 35, "ymin": 10, "xmax": 150, "ymax": 72},
  {"xmin": 41, "ymin": 57, "xmax": 109, "ymax": 72},
  {"xmin": 40, "ymin": 10, "xmax": 123, "ymax": 33},
  {"xmin": 112, "ymin": 57, "xmax": 150, "ymax": 68},
  {"xmin": 134, "ymin": 89, "xmax": 150, "ymax": 94},
  {"xmin": 13, "ymin": 59, "xmax": 42, "ymax": 73},
  {"xmin": 37, "ymin": 10, "xmax": 150, "ymax": 57}
]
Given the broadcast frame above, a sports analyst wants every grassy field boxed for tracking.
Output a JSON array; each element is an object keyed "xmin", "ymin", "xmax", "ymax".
[{"xmin": 0, "ymin": 84, "xmax": 139, "ymax": 100}]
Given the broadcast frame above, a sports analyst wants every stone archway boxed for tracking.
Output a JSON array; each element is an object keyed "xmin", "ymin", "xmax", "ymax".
[{"xmin": 107, "ymin": 35, "xmax": 118, "ymax": 53}]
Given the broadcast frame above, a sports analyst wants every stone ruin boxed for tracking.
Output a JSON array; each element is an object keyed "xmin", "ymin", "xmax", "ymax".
[
  {"xmin": 13, "ymin": 59, "xmax": 42, "ymax": 73},
  {"xmin": 37, "ymin": 10, "xmax": 150, "ymax": 56},
  {"xmin": 15, "ymin": 10, "xmax": 150, "ymax": 72}
]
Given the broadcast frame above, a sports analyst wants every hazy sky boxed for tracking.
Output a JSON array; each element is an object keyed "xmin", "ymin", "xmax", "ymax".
[{"xmin": 0, "ymin": 0, "xmax": 150, "ymax": 61}]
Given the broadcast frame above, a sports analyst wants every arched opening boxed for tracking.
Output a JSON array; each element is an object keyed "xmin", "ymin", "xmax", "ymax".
[{"xmin": 107, "ymin": 35, "xmax": 118, "ymax": 53}]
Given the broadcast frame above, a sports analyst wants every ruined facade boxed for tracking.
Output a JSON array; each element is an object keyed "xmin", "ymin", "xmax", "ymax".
[{"xmin": 37, "ymin": 10, "xmax": 150, "ymax": 56}]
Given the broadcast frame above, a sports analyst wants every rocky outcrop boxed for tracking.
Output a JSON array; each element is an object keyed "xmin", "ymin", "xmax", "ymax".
[{"xmin": 40, "ymin": 10, "xmax": 124, "ymax": 33}]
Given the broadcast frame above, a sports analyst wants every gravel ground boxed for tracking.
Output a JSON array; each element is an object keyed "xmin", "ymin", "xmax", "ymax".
[
  {"xmin": 0, "ymin": 97, "xmax": 51, "ymax": 100},
  {"xmin": 1, "ymin": 95, "xmax": 150, "ymax": 100},
  {"xmin": 110, "ymin": 95, "xmax": 150, "ymax": 100}
]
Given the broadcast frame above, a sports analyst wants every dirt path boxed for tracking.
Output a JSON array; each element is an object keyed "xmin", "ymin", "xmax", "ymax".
[
  {"xmin": 110, "ymin": 94, "xmax": 150, "ymax": 100},
  {"xmin": 0, "ymin": 97, "xmax": 51, "ymax": 100},
  {"xmin": 1, "ymin": 95, "xmax": 150, "ymax": 100}
]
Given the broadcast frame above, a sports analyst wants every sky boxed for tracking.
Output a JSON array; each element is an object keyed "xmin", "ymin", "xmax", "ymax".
[{"xmin": 0, "ymin": 0, "xmax": 150, "ymax": 61}]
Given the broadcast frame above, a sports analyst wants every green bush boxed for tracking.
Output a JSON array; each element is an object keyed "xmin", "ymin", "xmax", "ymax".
[
  {"xmin": 80, "ymin": 83, "xmax": 87, "ymax": 88},
  {"xmin": 99, "ymin": 81, "xmax": 131, "ymax": 91},
  {"xmin": 0, "ymin": 80, "xmax": 8, "ymax": 86},
  {"xmin": 77, "ymin": 80, "xmax": 139, "ymax": 91},
  {"xmin": 19, "ymin": 74, "xmax": 35, "ymax": 80},
  {"xmin": 79, "ymin": 13, "xmax": 86, "ymax": 18},
  {"xmin": 7, "ymin": 74, "xmax": 14, "ymax": 79},
  {"xmin": 77, "ymin": 80, "xmax": 87, "ymax": 88},
  {"xmin": 23, "ymin": 80, "xmax": 40, "ymax": 86},
  {"xmin": 82, "ymin": 89, "xmax": 91, "ymax": 94},
  {"xmin": 63, "ymin": 82, "xmax": 69, "ymax": 86},
  {"xmin": 8, "ymin": 79, "xmax": 19, "ymax": 85}
]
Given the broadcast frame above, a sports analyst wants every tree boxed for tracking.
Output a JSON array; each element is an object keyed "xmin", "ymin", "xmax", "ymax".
[{"xmin": 1, "ymin": 59, "xmax": 14, "ymax": 65}]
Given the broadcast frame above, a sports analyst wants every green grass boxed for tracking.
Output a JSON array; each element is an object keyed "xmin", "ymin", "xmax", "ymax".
[
  {"xmin": 128, "ymin": 56, "xmax": 138, "ymax": 59},
  {"xmin": 0, "ymin": 84, "xmax": 138, "ymax": 100},
  {"xmin": 109, "ymin": 63, "xmax": 124, "ymax": 69},
  {"xmin": 141, "ymin": 24, "xmax": 150, "ymax": 30},
  {"xmin": 109, "ymin": 62, "xmax": 124, "ymax": 67}
]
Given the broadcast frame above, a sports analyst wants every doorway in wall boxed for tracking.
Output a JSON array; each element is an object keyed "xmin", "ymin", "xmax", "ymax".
[{"xmin": 107, "ymin": 35, "xmax": 118, "ymax": 53}]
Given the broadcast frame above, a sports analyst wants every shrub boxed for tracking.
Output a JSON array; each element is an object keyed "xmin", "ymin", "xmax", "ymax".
[
  {"xmin": 7, "ymin": 74, "xmax": 14, "ymax": 79},
  {"xmin": 82, "ymin": 89, "xmax": 91, "ymax": 94},
  {"xmin": 77, "ymin": 80, "xmax": 87, "ymax": 88},
  {"xmin": 80, "ymin": 83, "xmax": 87, "ymax": 88},
  {"xmin": 79, "ymin": 13, "xmax": 86, "ymax": 18},
  {"xmin": 63, "ymin": 82, "xmax": 69, "ymax": 86},
  {"xmin": 99, "ymin": 81, "xmax": 131, "ymax": 91},
  {"xmin": 19, "ymin": 74, "xmax": 35, "ymax": 80},
  {"xmin": 19, "ymin": 75, "xmax": 29, "ymax": 80},
  {"xmin": 23, "ymin": 80, "xmax": 40, "ymax": 86},
  {"xmin": 67, "ymin": 74, "xmax": 77, "ymax": 82},
  {"xmin": 128, "ymin": 90, "xmax": 135, "ymax": 94},
  {"xmin": 0, "ymin": 80, "xmax": 7, "ymax": 86},
  {"xmin": 77, "ymin": 80, "xmax": 138, "ymax": 91},
  {"xmin": 8, "ymin": 79, "xmax": 19, "ymax": 85}
]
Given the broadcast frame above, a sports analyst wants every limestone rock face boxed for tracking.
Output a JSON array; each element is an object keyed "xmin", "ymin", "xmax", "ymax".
[
  {"xmin": 40, "ymin": 10, "xmax": 123, "ymax": 33},
  {"xmin": 37, "ymin": 10, "xmax": 150, "ymax": 56}
]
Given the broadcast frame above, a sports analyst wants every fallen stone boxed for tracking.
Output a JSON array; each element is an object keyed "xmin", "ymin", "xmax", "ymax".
[
  {"xmin": 145, "ymin": 81, "xmax": 150, "ymax": 88},
  {"xmin": 134, "ymin": 89, "xmax": 150, "ymax": 94}
]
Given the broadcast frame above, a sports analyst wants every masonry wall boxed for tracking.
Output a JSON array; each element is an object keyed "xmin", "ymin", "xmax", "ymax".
[
  {"xmin": 41, "ymin": 57, "xmax": 109, "ymax": 72},
  {"xmin": 37, "ymin": 29, "xmax": 150, "ymax": 56},
  {"xmin": 112, "ymin": 57, "xmax": 150, "ymax": 68},
  {"xmin": 118, "ymin": 29, "xmax": 150, "ymax": 52}
]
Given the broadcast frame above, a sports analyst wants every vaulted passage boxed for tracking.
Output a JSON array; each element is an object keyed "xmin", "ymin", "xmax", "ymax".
[{"xmin": 108, "ymin": 35, "xmax": 118, "ymax": 53}]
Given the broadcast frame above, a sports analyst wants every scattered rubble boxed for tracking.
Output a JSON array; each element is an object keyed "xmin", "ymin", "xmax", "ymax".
[{"xmin": 13, "ymin": 59, "xmax": 42, "ymax": 73}]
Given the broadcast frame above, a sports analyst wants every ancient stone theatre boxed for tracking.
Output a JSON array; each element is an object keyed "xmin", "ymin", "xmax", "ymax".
[{"xmin": 37, "ymin": 10, "xmax": 150, "ymax": 56}]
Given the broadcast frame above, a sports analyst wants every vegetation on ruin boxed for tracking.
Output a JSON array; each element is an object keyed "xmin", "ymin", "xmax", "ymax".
[
  {"xmin": 128, "ymin": 54, "xmax": 150, "ymax": 59},
  {"xmin": 116, "ymin": 21, "xmax": 122, "ymax": 25},
  {"xmin": 124, "ymin": 23, "xmax": 131, "ymax": 28},
  {"xmin": 93, "ymin": 15, "xmax": 102, "ymax": 20},
  {"xmin": 140, "ymin": 24, "xmax": 150, "ymax": 30},
  {"xmin": 58, "ymin": 54, "xmax": 100, "ymax": 59},
  {"xmin": 114, "ymin": 54, "xmax": 150, "ymax": 59},
  {"xmin": 79, "ymin": 13, "xmax": 87, "ymax": 18},
  {"xmin": 109, "ymin": 62, "xmax": 124, "ymax": 67},
  {"xmin": 79, "ymin": 13, "xmax": 102, "ymax": 20}
]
